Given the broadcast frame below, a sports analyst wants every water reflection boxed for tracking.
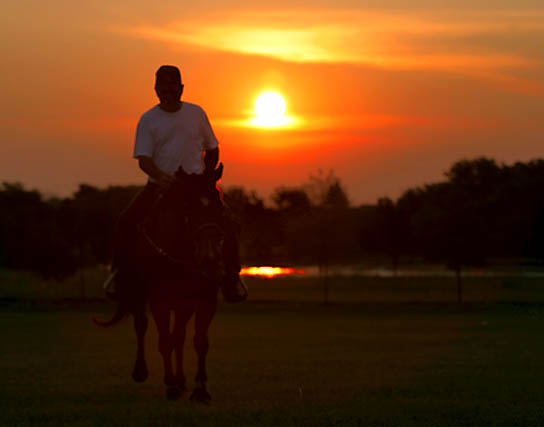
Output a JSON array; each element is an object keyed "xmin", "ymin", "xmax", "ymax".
[
  {"xmin": 241, "ymin": 265, "xmax": 544, "ymax": 278},
  {"xmin": 240, "ymin": 266, "xmax": 305, "ymax": 278}
]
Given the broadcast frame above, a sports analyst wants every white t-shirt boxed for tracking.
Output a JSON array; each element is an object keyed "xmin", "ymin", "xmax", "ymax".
[{"xmin": 133, "ymin": 102, "xmax": 219, "ymax": 181}]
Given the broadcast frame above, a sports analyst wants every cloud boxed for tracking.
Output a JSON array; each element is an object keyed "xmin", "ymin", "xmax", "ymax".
[
  {"xmin": 213, "ymin": 111, "xmax": 508, "ymax": 141},
  {"xmin": 119, "ymin": 9, "xmax": 544, "ymax": 73}
]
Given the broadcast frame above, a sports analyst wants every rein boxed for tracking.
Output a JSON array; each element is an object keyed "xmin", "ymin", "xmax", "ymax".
[
  {"xmin": 141, "ymin": 225, "xmax": 190, "ymax": 265},
  {"xmin": 140, "ymin": 220, "xmax": 224, "ymax": 266},
  {"xmin": 192, "ymin": 222, "xmax": 225, "ymax": 238},
  {"xmin": 137, "ymin": 188, "xmax": 189, "ymax": 265}
]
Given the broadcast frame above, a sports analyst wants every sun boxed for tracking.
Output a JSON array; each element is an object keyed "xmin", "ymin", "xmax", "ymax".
[
  {"xmin": 251, "ymin": 91, "xmax": 291, "ymax": 128},
  {"xmin": 255, "ymin": 91, "xmax": 286, "ymax": 118}
]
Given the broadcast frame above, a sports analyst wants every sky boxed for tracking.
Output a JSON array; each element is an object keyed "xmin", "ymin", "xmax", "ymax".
[{"xmin": 1, "ymin": 0, "xmax": 543, "ymax": 204}]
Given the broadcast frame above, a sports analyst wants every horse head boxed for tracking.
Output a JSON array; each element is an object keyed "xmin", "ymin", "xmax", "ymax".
[
  {"xmin": 192, "ymin": 222, "xmax": 225, "ymax": 282},
  {"xmin": 143, "ymin": 164, "xmax": 226, "ymax": 283}
]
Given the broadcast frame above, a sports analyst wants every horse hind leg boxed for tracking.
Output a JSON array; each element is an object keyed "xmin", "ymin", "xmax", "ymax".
[{"xmin": 190, "ymin": 300, "xmax": 217, "ymax": 404}]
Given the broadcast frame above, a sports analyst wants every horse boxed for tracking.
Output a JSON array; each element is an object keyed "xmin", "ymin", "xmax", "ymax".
[{"xmin": 95, "ymin": 164, "xmax": 229, "ymax": 402}]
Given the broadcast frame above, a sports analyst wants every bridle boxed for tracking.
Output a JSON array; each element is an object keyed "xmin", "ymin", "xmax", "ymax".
[
  {"xmin": 137, "ymin": 177, "xmax": 225, "ymax": 272},
  {"xmin": 140, "ymin": 221, "xmax": 224, "ymax": 266}
]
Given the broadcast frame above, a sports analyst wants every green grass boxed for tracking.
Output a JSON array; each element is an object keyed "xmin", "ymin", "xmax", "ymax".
[
  {"xmin": 2, "ymin": 300, "xmax": 544, "ymax": 426},
  {"xmin": 2, "ymin": 269, "xmax": 544, "ymax": 425}
]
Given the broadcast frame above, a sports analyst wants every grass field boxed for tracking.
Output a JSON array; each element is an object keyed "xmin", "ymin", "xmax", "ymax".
[{"xmin": 1, "ymin": 270, "xmax": 544, "ymax": 425}]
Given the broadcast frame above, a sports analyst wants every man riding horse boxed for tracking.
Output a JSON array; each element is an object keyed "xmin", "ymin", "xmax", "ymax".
[{"xmin": 109, "ymin": 64, "xmax": 246, "ymax": 303}]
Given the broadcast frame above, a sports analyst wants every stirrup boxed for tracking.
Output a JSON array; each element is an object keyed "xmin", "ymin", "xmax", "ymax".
[{"xmin": 103, "ymin": 270, "xmax": 118, "ymax": 294}]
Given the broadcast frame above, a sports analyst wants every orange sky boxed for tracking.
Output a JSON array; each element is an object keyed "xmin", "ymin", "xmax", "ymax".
[{"xmin": 1, "ymin": 1, "xmax": 543, "ymax": 203}]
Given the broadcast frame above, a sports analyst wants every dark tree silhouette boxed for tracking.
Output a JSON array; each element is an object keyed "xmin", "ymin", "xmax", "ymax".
[
  {"xmin": 399, "ymin": 158, "xmax": 503, "ymax": 302},
  {"xmin": 359, "ymin": 197, "xmax": 410, "ymax": 276},
  {"xmin": 0, "ymin": 182, "xmax": 75, "ymax": 278},
  {"xmin": 59, "ymin": 184, "xmax": 141, "ymax": 296},
  {"xmin": 272, "ymin": 187, "xmax": 312, "ymax": 214},
  {"xmin": 3, "ymin": 155, "xmax": 544, "ymax": 303},
  {"xmin": 222, "ymin": 186, "xmax": 282, "ymax": 264},
  {"xmin": 272, "ymin": 186, "xmax": 314, "ymax": 264},
  {"xmin": 304, "ymin": 170, "xmax": 351, "ymax": 304}
]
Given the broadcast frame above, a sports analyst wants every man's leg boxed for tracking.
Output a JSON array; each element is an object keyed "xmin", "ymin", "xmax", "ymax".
[
  {"xmin": 106, "ymin": 184, "xmax": 158, "ymax": 297},
  {"xmin": 112, "ymin": 183, "xmax": 158, "ymax": 271}
]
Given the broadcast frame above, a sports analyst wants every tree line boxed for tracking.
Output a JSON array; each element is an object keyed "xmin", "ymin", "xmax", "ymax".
[{"xmin": 1, "ymin": 158, "xmax": 544, "ymax": 284}]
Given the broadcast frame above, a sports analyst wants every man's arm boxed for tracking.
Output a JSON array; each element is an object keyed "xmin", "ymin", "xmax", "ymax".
[
  {"xmin": 204, "ymin": 147, "xmax": 219, "ymax": 172},
  {"xmin": 137, "ymin": 156, "xmax": 175, "ymax": 189}
]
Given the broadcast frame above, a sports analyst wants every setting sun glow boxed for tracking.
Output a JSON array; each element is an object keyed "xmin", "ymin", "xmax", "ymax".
[
  {"xmin": 240, "ymin": 266, "xmax": 305, "ymax": 278},
  {"xmin": 251, "ymin": 91, "xmax": 291, "ymax": 128}
]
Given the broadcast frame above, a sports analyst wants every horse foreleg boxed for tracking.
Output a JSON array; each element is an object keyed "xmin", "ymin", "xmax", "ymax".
[
  {"xmin": 150, "ymin": 301, "xmax": 177, "ymax": 398},
  {"xmin": 172, "ymin": 302, "xmax": 195, "ymax": 392},
  {"xmin": 132, "ymin": 311, "xmax": 148, "ymax": 383},
  {"xmin": 190, "ymin": 300, "xmax": 217, "ymax": 404}
]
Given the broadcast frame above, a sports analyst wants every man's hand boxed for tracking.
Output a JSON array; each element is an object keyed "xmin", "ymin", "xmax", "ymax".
[
  {"xmin": 137, "ymin": 156, "xmax": 175, "ymax": 190},
  {"xmin": 204, "ymin": 163, "xmax": 224, "ymax": 183},
  {"xmin": 203, "ymin": 147, "xmax": 222, "ymax": 184},
  {"xmin": 157, "ymin": 172, "xmax": 175, "ymax": 190},
  {"xmin": 204, "ymin": 148, "xmax": 219, "ymax": 172}
]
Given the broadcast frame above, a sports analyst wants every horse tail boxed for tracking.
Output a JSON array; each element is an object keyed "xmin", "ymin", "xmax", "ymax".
[
  {"xmin": 94, "ymin": 269, "xmax": 149, "ymax": 327},
  {"xmin": 92, "ymin": 303, "xmax": 127, "ymax": 327}
]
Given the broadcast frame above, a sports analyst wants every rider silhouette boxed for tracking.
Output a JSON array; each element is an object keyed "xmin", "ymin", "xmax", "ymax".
[{"xmin": 110, "ymin": 65, "xmax": 246, "ymax": 303}]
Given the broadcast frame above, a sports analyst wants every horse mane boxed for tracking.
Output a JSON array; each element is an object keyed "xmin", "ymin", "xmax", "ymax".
[{"xmin": 163, "ymin": 164, "xmax": 224, "ymax": 211}]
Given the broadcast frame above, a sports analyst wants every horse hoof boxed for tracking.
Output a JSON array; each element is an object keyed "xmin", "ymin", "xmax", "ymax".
[
  {"xmin": 190, "ymin": 387, "xmax": 211, "ymax": 404},
  {"xmin": 166, "ymin": 386, "xmax": 183, "ymax": 400},
  {"xmin": 132, "ymin": 366, "xmax": 148, "ymax": 383}
]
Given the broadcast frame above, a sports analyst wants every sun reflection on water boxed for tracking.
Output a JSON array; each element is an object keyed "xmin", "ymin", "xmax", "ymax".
[{"xmin": 240, "ymin": 266, "xmax": 305, "ymax": 278}]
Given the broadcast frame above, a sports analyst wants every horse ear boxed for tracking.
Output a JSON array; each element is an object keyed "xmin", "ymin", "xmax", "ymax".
[{"xmin": 214, "ymin": 163, "xmax": 223, "ymax": 182}]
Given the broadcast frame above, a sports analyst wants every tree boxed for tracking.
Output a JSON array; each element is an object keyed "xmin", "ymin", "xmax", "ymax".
[
  {"xmin": 304, "ymin": 170, "xmax": 351, "ymax": 304},
  {"xmin": 222, "ymin": 186, "xmax": 282, "ymax": 264},
  {"xmin": 272, "ymin": 187, "xmax": 312, "ymax": 214},
  {"xmin": 359, "ymin": 197, "xmax": 409, "ymax": 276},
  {"xmin": 0, "ymin": 182, "xmax": 76, "ymax": 278},
  {"xmin": 304, "ymin": 169, "xmax": 350, "ymax": 208},
  {"xmin": 402, "ymin": 160, "xmax": 498, "ymax": 303}
]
